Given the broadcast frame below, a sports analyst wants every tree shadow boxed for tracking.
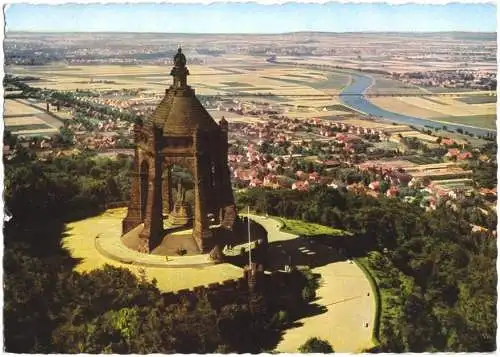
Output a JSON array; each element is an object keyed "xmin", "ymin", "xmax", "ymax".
[
  {"xmin": 265, "ymin": 232, "xmax": 375, "ymax": 271},
  {"xmin": 4, "ymin": 218, "xmax": 82, "ymax": 269},
  {"xmin": 224, "ymin": 233, "xmax": 359, "ymax": 272},
  {"xmin": 294, "ymin": 301, "xmax": 328, "ymax": 321}
]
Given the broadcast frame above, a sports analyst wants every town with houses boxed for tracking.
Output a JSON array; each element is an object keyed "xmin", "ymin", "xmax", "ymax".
[
  {"xmin": 393, "ymin": 70, "xmax": 496, "ymax": 91},
  {"xmin": 5, "ymin": 81, "xmax": 496, "ymax": 237}
]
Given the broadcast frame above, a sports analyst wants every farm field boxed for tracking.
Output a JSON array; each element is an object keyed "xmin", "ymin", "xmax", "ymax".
[
  {"xmin": 335, "ymin": 117, "xmax": 412, "ymax": 132},
  {"xmin": 367, "ymin": 76, "xmax": 427, "ymax": 95},
  {"xmin": 7, "ymin": 61, "xmax": 496, "ymax": 131},
  {"xmin": 4, "ymin": 98, "xmax": 63, "ymax": 135},
  {"xmin": 6, "ymin": 63, "xmax": 350, "ymax": 111},
  {"xmin": 370, "ymin": 94, "xmax": 497, "ymax": 130},
  {"xmin": 277, "ymin": 51, "xmax": 497, "ymax": 74},
  {"xmin": 431, "ymin": 178, "xmax": 475, "ymax": 190},
  {"xmin": 397, "ymin": 130, "xmax": 439, "ymax": 143}
]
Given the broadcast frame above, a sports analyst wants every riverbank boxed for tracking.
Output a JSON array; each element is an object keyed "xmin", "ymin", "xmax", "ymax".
[{"xmin": 339, "ymin": 73, "xmax": 496, "ymax": 137}]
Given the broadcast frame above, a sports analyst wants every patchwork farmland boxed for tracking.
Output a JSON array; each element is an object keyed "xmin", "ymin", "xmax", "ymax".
[{"xmin": 3, "ymin": 99, "xmax": 64, "ymax": 136}]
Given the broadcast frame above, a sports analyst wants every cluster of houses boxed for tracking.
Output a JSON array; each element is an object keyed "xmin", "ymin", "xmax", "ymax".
[
  {"xmin": 395, "ymin": 70, "xmax": 497, "ymax": 90},
  {"xmin": 445, "ymin": 148, "xmax": 473, "ymax": 161},
  {"xmin": 225, "ymin": 112, "xmax": 492, "ymax": 213},
  {"xmin": 316, "ymin": 120, "xmax": 389, "ymax": 139},
  {"xmin": 79, "ymin": 133, "xmax": 120, "ymax": 150}
]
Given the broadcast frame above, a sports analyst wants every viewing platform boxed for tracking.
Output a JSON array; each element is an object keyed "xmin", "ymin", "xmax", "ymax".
[{"xmin": 95, "ymin": 223, "xmax": 217, "ymax": 268}]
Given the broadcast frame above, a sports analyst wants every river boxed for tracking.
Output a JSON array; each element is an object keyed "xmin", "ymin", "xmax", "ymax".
[{"xmin": 339, "ymin": 73, "xmax": 496, "ymax": 137}]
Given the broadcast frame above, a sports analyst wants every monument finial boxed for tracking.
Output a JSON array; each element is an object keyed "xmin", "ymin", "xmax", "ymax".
[
  {"xmin": 171, "ymin": 47, "xmax": 189, "ymax": 88},
  {"xmin": 174, "ymin": 46, "xmax": 186, "ymax": 68}
]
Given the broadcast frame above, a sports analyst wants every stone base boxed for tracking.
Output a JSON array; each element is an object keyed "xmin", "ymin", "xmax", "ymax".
[
  {"xmin": 122, "ymin": 210, "xmax": 142, "ymax": 235},
  {"xmin": 194, "ymin": 228, "xmax": 214, "ymax": 254},
  {"xmin": 151, "ymin": 232, "xmax": 200, "ymax": 256},
  {"xmin": 208, "ymin": 244, "xmax": 225, "ymax": 263},
  {"xmin": 167, "ymin": 203, "xmax": 192, "ymax": 226},
  {"xmin": 167, "ymin": 215, "xmax": 192, "ymax": 226}
]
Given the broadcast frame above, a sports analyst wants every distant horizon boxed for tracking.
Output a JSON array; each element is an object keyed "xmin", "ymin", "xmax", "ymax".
[
  {"xmin": 5, "ymin": 30, "xmax": 497, "ymax": 34},
  {"xmin": 5, "ymin": 3, "xmax": 497, "ymax": 33}
]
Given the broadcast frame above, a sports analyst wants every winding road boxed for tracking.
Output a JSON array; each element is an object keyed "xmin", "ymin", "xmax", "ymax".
[
  {"xmin": 247, "ymin": 214, "xmax": 376, "ymax": 353},
  {"xmin": 339, "ymin": 73, "xmax": 495, "ymax": 137}
]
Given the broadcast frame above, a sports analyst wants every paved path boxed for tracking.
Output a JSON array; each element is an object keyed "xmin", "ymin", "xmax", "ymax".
[
  {"xmin": 246, "ymin": 214, "xmax": 376, "ymax": 353},
  {"xmin": 245, "ymin": 214, "xmax": 296, "ymax": 243},
  {"xmin": 63, "ymin": 208, "xmax": 243, "ymax": 292},
  {"xmin": 97, "ymin": 223, "xmax": 217, "ymax": 268}
]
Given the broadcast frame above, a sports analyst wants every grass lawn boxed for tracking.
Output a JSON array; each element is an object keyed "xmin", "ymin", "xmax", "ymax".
[
  {"xmin": 277, "ymin": 217, "xmax": 346, "ymax": 237},
  {"xmin": 434, "ymin": 114, "xmax": 496, "ymax": 130}
]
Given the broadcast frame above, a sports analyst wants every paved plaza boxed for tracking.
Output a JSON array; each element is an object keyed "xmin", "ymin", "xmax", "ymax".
[
  {"xmin": 63, "ymin": 208, "xmax": 376, "ymax": 352},
  {"xmin": 62, "ymin": 208, "xmax": 243, "ymax": 292}
]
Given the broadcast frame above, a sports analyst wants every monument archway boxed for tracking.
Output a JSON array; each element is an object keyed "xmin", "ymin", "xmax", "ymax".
[{"xmin": 122, "ymin": 48, "xmax": 237, "ymax": 258}]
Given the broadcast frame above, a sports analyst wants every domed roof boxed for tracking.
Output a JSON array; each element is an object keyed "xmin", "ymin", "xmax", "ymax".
[
  {"xmin": 151, "ymin": 91, "xmax": 219, "ymax": 135},
  {"xmin": 149, "ymin": 48, "xmax": 219, "ymax": 136}
]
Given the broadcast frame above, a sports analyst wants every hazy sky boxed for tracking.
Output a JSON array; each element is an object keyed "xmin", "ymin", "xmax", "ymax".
[{"xmin": 5, "ymin": 3, "xmax": 497, "ymax": 33}]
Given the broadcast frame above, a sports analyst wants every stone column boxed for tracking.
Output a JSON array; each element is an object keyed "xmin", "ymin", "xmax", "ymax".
[
  {"xmin": 162, "ymin": 166, "xmax": 172, "ymax": 216},
  {"xmin": 122, "ymin": 149, "xmax": 142, "ymax": 234},
  {"xmin": 139, "ymin": 156, "xmax": 163, "ymax": 252},
  {"xmin": 193, "ymin": 157, "xmax": 213, "ymax": 253}
]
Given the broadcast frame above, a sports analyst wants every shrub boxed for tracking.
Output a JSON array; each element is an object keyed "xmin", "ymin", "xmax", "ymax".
[
  {"xmin": 298, "ymin": 337, "xmax": 334, "ymax": 353},
  {"xmin": 271, "ymin": 310, "xmax": 289, "ymax": 328},
  {"xmin": 301, "ymin": 286, "xmax": 316, "ymax": 302}
]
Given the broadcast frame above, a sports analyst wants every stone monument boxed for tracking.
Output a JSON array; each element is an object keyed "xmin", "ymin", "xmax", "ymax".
[
  {"xmin": 122, "ymin": 48, "xmax": 236, "ymax": 254},
  {"xmin": 167, "ymin": 181, "xmax": 192, "ymax": 226}
]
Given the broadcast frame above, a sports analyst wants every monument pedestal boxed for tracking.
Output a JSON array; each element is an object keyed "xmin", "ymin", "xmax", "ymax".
[{"xmin": 167, "ymin": 201, "xmax": 192, "ymax": 226}]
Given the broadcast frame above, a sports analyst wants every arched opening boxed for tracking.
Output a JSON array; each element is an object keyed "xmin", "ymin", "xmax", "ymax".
[
  {"xmin": 170, "ymin": 164, "xmax": 195, "ymax": 209},
  {"xmin": 140, "ymin": 160, "xmax": 149, "ymax": 220},
  {"xmin": 151, "ymin": 163, "xmax": 200, "ymax": 256},
  {"xmin": 163, "ymin": 164, "xmax": 195, "ymax": 227}
]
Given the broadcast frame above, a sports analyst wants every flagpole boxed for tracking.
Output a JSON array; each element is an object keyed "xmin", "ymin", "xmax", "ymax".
[{"xmin": 248, "ymin": 206, "xmax": 252, "ymax": 267}]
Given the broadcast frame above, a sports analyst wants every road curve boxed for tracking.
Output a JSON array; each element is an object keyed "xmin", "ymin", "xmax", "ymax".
[{"xmin": 247, "ymin": 214, "xmax": 376, "ymax": 353}]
